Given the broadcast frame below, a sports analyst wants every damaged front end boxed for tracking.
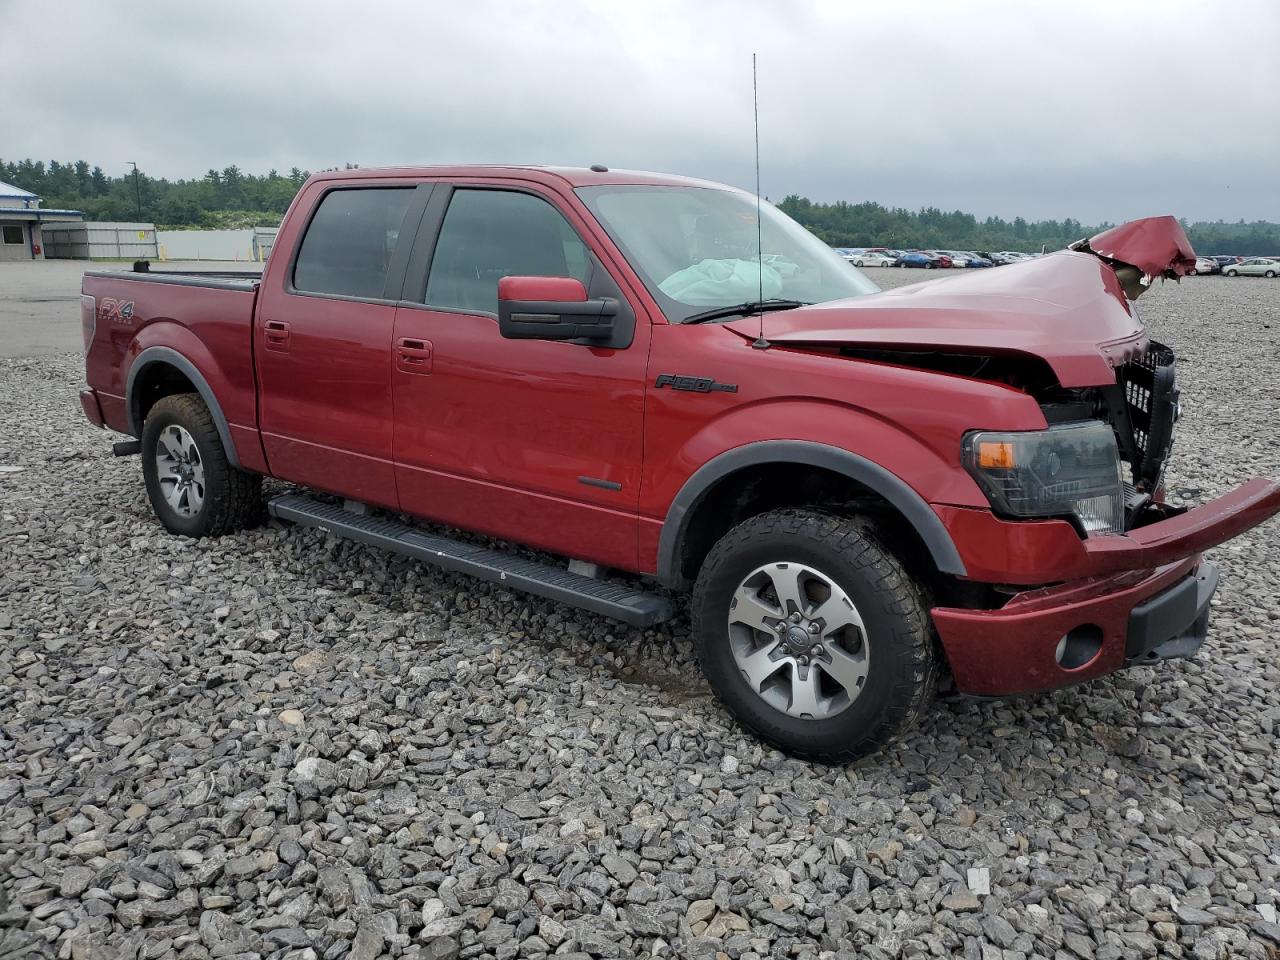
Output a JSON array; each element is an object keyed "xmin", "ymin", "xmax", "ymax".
[{"xmin": 1069, "ymin": 215, "xmax": 1198, "ymax": 300}]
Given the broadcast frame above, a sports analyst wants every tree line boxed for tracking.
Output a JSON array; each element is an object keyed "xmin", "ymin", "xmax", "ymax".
[
  {"xmin": 777, "ymin": 195, "xmax": 1280, "ymax": 256},
  {"xmin": 2, "ymin": 158, "xmax": 1276, "ymax": 254}
]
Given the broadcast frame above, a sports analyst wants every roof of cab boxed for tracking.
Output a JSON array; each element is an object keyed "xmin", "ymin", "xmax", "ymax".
[{"xmin": 305, "ymin": 165, "xmax": 741, "ymax": 192}]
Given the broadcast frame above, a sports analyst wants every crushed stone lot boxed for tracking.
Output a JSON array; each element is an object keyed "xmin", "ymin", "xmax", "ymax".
[{"xmin": 1, "ymin": 273, "xmax": 1279, "ymax": 960}]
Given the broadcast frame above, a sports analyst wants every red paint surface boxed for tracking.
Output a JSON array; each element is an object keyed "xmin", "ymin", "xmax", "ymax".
[
  {"xmin": 497, "ymin": 275, "xmax": 587, "ymax": 303},
  {"xmin": 77, "ymin": 166, "xmax": 1279, "ymax": 699}
]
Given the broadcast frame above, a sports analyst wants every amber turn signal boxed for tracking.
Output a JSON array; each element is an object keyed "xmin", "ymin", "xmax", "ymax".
[{"xmin": 977, "ymin": 440, "xmax": 1015, "ymax": 469}]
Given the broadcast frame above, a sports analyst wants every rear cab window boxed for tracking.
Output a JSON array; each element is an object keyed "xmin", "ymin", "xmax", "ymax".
[{"xmin": 292, "ymin": 188, "xmax": 416, "ymax": 299}]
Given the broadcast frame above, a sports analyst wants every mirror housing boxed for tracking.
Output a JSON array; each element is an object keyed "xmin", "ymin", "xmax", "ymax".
[{"xmin": 497, "ymin": 276, "xmax": 618, "ymax": 343}]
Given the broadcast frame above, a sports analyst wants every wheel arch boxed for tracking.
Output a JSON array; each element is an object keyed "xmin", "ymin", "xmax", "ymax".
[
  {"xmin": 126, "ymin": 346, "xmax": 241, "ymax": 468},
  {"xmin": 657, "ymin": 440, "xmax": 967, "ymax": 589}
]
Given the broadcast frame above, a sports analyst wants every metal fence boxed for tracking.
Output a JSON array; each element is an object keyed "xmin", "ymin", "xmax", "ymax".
[{"xmin": 43, "ymin": 222, "xmax": 158, "ymax": 260}]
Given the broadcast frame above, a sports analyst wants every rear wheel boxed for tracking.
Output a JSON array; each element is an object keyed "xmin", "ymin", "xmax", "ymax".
[
  {"xmin": 1266, "ymin": 270, "xmax": 1276, "ymax": 278},
  {"xmin": 1188, "ymin": 268, "xmax": 1197, "ymax": 276},
  {"xmin": 692, "ymin": 509, "xmax": 937, "ymax": 763},
  {"xmin": 141, "ymin": 394, "xmax": 262, "ymax": 537}
]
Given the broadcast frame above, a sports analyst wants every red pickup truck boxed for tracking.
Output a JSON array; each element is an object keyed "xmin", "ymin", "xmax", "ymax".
[{"xmin": 79, "ymin": 166, "xmax": 1280, "ymax": 761}]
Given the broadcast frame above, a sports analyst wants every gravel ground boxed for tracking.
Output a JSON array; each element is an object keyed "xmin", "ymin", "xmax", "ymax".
[{"xmin": 1, "ymin": 273, "xmax": 1278, "ymax": 960}]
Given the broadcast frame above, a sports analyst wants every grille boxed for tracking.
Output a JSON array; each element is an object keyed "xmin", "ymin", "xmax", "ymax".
[{"xmin": 1116, "ymin": 341, "xmax": 1177, "ymax": 489}]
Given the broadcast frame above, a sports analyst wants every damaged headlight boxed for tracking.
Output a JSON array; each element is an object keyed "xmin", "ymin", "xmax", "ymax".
[{"xmin": 962, "ymin": 421, "xmax": 1124, "ymax": 536}]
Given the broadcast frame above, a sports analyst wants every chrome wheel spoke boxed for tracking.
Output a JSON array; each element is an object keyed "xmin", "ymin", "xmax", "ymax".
[
  {"xmin": 819, "ymin": 644, "xmax": 869, "ymax": 698},
  {"xmin": 764, "ymin": 564, "xmax": 807, "ymax": 617},
  {"xmin": 159, "ymin": 476, "xmax": 182, "ymax": 509},
  {"xmin": 811, "ymin": 592, "xmax": 865, "ymax": 636},
  {"xmin": 738, "ymin": 642, "xmax": 785, "ymax": 689},
  {"xmin": 730, "ymin": 586, "xmax": 781, "ymax": 633},
  {"xmin": 788, "ymin": 665, "xmax": 823, "ymax": 717}
]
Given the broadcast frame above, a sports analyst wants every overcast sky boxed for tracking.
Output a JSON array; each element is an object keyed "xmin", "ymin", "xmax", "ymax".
[{"xmin": 4, "ymin": 0, "xmax": 1277, "ymax": 224}]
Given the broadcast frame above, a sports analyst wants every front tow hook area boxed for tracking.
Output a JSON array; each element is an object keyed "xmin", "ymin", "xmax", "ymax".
[{"xmin": 1124, "ymin": 562, "xmax": 1218, "ymax": 665}]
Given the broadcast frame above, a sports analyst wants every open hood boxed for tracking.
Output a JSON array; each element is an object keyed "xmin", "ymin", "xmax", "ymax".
[{"xmin": 725, "ymin": 218, "xmax": 1196, "ymax": 389}]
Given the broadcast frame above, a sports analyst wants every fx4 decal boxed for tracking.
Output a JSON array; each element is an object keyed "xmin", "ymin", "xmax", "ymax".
[
  {"xmin": 654, "ymin": 374, "xmax": 738, "ymax": 394},
  {"xmin": 99, "ymin": 298, "xmax": 136, "ymax": 326}
]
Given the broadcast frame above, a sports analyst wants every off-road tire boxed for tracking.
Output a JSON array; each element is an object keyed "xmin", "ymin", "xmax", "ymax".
[
  {"xmin": 141, "ymin": 393, "xmax": 262, "ymax": 537},
  {"xmin": 691, "ymin": 508, "xmax": 938, "ymax": 763}
]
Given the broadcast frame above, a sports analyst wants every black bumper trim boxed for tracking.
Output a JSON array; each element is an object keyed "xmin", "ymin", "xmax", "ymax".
[{"xmin": 1125, "ymin": 562, "xmax": 1218, "ymax": 664}]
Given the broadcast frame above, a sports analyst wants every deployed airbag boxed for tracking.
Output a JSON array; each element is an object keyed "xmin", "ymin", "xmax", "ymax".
[{"xmin": 659, "ymin": 258, "xmax": 782, "ymax": 304}]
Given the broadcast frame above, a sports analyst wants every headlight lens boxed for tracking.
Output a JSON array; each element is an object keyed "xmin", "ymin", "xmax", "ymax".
[{"xmin": 962, "ymin": 421, "xmax": 1124, "ymax": 535}]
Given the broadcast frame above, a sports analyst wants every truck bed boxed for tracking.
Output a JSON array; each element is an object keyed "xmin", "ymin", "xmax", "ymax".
[{"xmin": 83, "ymin": 268, "xmax": 261, "ymax": 291}]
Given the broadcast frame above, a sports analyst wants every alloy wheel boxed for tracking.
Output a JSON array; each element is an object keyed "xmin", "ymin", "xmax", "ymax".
[
  {"xmin": 154, "ymin": 424, "xmax": 206, "ymax": 518},
  {"xmin": 727, "ymin": 561, "xmax": 870, "ymax": 720}
]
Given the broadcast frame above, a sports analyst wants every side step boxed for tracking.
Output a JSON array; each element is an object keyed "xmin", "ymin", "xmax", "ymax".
[{"xmin": 267, "ymin": 494, "xmax": 673, "ymax": 628}]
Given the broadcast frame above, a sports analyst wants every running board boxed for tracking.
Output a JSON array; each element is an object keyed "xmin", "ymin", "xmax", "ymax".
[{"xmin": 267, "ymin": 494, "xmax": 673, "ymax": 628}]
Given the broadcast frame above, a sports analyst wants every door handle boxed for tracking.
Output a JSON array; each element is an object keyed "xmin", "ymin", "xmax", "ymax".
[
  {"xmin": 397, "ymin": 337, "xmax": 433, "ymax": 374},
  {"xmin": 264, "ymin": 319, "xmax": 291, "ymax": 350}
]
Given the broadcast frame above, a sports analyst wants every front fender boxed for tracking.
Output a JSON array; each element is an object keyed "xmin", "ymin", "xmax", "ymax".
[{"xmin": 655, "ymin": 436, "xmax": 969, "ymax": 587}]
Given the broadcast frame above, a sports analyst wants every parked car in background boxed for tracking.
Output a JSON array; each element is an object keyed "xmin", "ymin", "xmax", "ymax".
[
  {"xmin": 990, "ymin": 251, "xmax": 1030, "ymax": 265},
  {"xmin": 1189, "ymin": 257, "xmax": 1220, "ymax": 275},
  {"xmin": 896, "ymin": 251, "xmax": 949, "ymax": 269},
  {"xmin": 1224, "ymin": 257, "xmax": 1278, "ymax": 277},
  {"xmin": 924, "ymin": 252, "xmax": 956, "ymax": 268},
  {"xmin": 849, "ymin": 251, "xmax": 897, "ymax": 268},
  {"xmin": 1209, "ymin": 255, "xmax": 1242, "ymax": 270}
]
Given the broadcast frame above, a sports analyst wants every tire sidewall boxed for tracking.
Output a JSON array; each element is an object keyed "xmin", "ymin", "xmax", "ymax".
[
  {"xmin": 141, "ymin": 402, "xmax": 219, "ymax": 537},
  {"xmin": 693, "ymin": 521, "xmax": 922, "ymax": 759}
]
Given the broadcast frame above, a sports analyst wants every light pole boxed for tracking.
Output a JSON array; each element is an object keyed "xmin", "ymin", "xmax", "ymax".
[{"xmin": 128, "ymin": 162, "xmax": 143, "ymax": 221}]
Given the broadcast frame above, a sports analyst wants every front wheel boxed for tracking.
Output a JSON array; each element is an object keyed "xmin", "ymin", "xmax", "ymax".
[
  {"xmin": 1266, "ymin": 270, "xmax": 1276, "ymax": 278},
  {"xmin": 141, "ymin": 393, "xmax": 262, "ymax": 537},
  {"xmin": 1227, "ymin": 269, "xmax": 1238, "ymax": 277},
  {"xmin": 691, "ymin": 509, "xmax": 937, "ymax": 763}
]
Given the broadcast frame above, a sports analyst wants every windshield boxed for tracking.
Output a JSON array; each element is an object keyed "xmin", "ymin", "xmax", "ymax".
[{"xmin": 576, "ymin": 184, "xmax": 879, "ymax": 323}]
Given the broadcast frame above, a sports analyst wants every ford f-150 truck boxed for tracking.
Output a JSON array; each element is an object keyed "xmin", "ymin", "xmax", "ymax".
[{"xmin": 79, "ymin": 166, "xmax": 1280, "ymax": 761}]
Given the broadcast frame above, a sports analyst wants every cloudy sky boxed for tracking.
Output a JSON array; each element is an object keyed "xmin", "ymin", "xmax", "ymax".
[{"xmin": 4, "ymin": 0, "xmax": 1277, "ymax": 223}]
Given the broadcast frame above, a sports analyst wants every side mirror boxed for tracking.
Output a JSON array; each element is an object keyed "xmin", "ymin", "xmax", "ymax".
[{"xmin": 497, "ymin": 276, "xmax": 617, "ymax": 342}]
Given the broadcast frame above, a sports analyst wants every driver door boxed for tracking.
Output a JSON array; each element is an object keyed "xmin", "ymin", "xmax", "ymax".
[{"xmin": 390, "ymin": 183, "xmax": 651, "ymax": 570}]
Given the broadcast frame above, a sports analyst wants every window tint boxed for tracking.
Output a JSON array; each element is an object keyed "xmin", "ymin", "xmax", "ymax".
[
  {"xmin": 293, "ymin": 188, "xmax": 414, "ymax": 299},
  {"xmin": 425, "ymin": 189, "xmax": 589, "ymax": 315},
  {"xmin": 1, "ymin": 224, "xmax": 23, "ymax": 245}
]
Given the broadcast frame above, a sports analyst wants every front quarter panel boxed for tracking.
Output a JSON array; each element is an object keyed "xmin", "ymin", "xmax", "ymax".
[{"xmin": 638, "ymin": 323, "xmax": 1047, "ymax": 572}]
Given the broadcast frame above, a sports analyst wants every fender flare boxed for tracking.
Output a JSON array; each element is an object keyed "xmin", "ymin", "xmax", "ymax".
[
  {"xmin": 656, "ymin": 439, "xmax": 967, "ymax": 587},
  {"xmin": 125, "ymin": 345, "xmax": 241, "ymax": 467}
]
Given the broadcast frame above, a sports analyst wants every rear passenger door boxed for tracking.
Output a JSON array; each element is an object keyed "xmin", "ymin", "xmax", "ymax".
[
  {"xmin": 255, "ymin": 182, "xmax": 426, "ymax": 508},
  {"xmin": 390, "ymin": 183, "xmax": 650, "ymax": 571}
]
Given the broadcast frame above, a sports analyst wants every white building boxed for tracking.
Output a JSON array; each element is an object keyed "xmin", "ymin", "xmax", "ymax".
[{"xmin": 0, "ymin": 180, "xmax": 84, "ymax": 261}]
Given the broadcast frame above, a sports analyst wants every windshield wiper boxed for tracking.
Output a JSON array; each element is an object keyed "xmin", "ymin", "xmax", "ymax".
[{"xmin": 682, "ymin": 299, "xmax": 809, "ymax": 325}]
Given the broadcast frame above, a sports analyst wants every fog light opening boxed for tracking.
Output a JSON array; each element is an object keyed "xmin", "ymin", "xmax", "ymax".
[{"xmin": 1055, "ymin": 624, "xmax": 1104, "ymax": 670}]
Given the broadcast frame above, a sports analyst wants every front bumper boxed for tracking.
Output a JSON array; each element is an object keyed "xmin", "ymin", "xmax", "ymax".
[
  {"xmin": 933, "ymin": 558, "xmax": 1218, "ymax": 696},
  {"xmin": 935, "ymin": 477, "xmax": 1280, "ymax": 585}
]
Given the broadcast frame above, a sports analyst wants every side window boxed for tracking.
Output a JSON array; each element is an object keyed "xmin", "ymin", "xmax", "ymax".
[
  {"xmin": 425, "ymin": 189, "xmax": 590, "ymax": 316},
  {"xmin": 293, "ymin": 188, "xmax": 414, "ymax": 299}
]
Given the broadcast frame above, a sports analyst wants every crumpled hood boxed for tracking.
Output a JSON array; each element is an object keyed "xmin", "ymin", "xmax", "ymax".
[
  {"xmin": 726, "ymin": 217, "xmax": 1197, "ymax": 388},
  {"xmin": 1069, "ymin": 215, "xmax": 1197, "ymax": 288}
]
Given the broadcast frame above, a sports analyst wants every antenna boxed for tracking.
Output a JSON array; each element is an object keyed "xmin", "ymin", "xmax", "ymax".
[{"xmin": 751, "ymin": 53, "xmax": 770, "ymax": 350}]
